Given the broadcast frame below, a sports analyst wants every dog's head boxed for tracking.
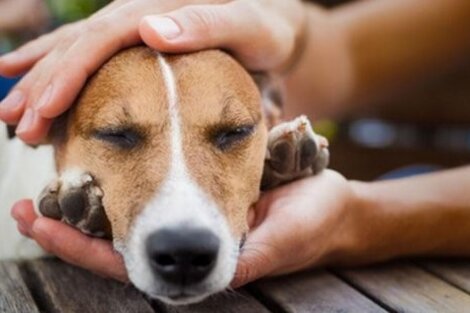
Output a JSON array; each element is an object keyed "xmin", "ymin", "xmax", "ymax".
[{"xmin": 51, "ymin": 47, "xmax": 268, "ymax": 304}]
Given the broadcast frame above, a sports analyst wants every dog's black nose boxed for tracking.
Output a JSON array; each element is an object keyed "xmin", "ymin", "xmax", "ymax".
[{"xmin": 146, "ymin": 228, "xmax": 220, "ymax": 285}]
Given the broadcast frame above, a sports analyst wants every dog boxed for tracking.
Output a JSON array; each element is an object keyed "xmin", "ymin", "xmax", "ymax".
[{"xmin": 0, "ymin": 47, "xmax": 329, "ymax": 305}]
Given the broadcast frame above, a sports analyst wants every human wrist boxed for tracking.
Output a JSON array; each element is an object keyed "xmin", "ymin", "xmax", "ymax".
[
  {"xmin": 314, "ymin": 179, "xmax": 369, "ymax": 267},
  {"xmin": 347, "ymin": 180, "xmax": 413, "ymax": 263},
  {"xmin": 346, "ymin": 179, "xmax": 449, "ymax": 263},
  {"xmin": 323, "ymin": 179, "xmax": 407, "ymax": 266}
]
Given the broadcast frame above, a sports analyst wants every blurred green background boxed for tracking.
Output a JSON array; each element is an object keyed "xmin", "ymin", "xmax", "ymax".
[{"xmin": 46, "ymin": 0, "xmax": 110, "ymax": 23}]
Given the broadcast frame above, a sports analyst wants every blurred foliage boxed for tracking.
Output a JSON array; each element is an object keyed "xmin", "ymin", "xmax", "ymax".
[
  {"xmin": 313, "ymin": 119, "xmax": 338, "ymax": 141},
  {"xmin": 46, "ymin": 0, "xmax": 111, "ymax": 23}
]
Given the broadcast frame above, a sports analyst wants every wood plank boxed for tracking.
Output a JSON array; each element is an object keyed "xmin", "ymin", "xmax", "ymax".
[
  {"xmin": 25, "ymin": 258, "xmax": 155, "ymax": 313},
  {"xmin": 0, "ymin": 262, "xmax": 40, "ymax": 313},
  {"xmin": 420, "ymin": 260, "xmax": 470, "ymax": 293},
  {"xmin": 158, "ymin": 290, "xmax": 271, "ymax": 313},
  {"xmin": 338, "ymin": 262, "xmax": 470, "ymax": 313},
  {"xmin": 252, "ymin": 269, "xmax": 387, "ymax": 313}
]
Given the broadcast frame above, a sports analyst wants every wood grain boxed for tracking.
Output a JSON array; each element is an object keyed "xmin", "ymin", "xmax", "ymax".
[
  {"xmin": 159, "ymin": 290, "xmax": 270, "ymax": 313},
  {"xmin": 339, "ymin": 263, "xmax": 470, "ymax": 313},
  {"xmin": 25, "ymin": 258, "xmax": 155, "ymax": 313},
  {"xmin": 0, "ymin": 262, "xmax": 40, "ymax": 313},
  {"xmin": 421, "ymin": 260, "xmax": 470, "ymax": 294},
  {"xmin": 252, "ymin": 269, "xmax": 387, "ymax": 313}
]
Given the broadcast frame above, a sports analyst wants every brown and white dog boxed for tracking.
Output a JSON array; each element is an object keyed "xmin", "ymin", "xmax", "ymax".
[{"xmin": 0, "ymin": 47, "xmax": 328, "ymax": 305}]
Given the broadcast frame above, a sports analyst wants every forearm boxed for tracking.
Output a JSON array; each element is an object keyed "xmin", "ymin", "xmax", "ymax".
[
  {"xmin": 346, "ymin": 167, "xmax": 470, "ymax": 264},
  {"xmin": 283, "ymin": 0, "xmax": 470, "ymax": 119}
]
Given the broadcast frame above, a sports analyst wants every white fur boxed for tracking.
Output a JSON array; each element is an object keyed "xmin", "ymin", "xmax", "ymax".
[
  {"xmin": 0, "ymin": 126, "xmax": 55, "ymax": 259},
  {"xmin": 119, "ymin": 54, "xmax": 238, "ymax": 305},
  {"xmin": 266, "ymin": 115, "xmax": 318, "ymax": 158}
]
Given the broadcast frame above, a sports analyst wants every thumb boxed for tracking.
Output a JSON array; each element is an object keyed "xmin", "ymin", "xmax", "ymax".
[
  {"xmin": 231, "ymin": 224, "xmax": 281, "ymax": 288},
  {"xmin": 139, "ymin": 3, "xmax": 293, "ymax": 70}
]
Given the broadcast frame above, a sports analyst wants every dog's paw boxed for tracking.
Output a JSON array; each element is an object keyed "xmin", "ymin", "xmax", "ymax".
[
  {"xmin": 261, "ymin": 115, "xmax": 329, "ymax": 190},
  {"xmin": 37, "ymin": 169, "xmax": 111, "ymax": 238}
]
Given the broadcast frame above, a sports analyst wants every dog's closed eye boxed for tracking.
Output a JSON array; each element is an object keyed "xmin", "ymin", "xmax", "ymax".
[
  {"xmin": 93, "ymin": 127, "xmax": 142, "ymax": 149},
  {"xmin": 212, "ymin": 125, "xmax": 255, "ymax": 151}
]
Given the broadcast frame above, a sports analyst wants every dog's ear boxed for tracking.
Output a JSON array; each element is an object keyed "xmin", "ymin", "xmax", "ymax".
[
  {"xmin": 46, "ymin": 112, "xmax": 69, "ymax": 147},
  {"xmin": 6, "ymin": 125, "xmax": 16, "ymax": 139},
  {"xmin": 4, "ymin": 112, "xmax": 69, "ymax": 148},
  {"xmin": 251, "ymin": 72, "xmax": 284, "ymax": 129}
]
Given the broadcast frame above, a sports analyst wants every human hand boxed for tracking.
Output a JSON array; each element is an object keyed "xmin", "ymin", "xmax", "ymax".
[
  {"xmin": 11, "ymin": 199, "xmax": 128, "ymax": 282},
  {"xmin": 232, "ymin": 170, "xmax": 360, "ymax": 287},
  {"xmin": 11, "ymin": 170, "xmax": 360, "ymax": 288},
  {"xmin": 0, "ymin": 0, "xmax": 306, "ymax": 144}
]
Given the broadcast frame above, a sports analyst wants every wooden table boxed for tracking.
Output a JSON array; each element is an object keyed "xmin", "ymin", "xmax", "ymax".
[{"xmin": 2, "ymin": 258, "xmax": 470, "ymax": 313}]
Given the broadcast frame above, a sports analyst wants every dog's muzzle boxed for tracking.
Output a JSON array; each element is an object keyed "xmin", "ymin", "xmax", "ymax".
[{"xmin": 146, "ymin": 227, "xmax": 220, "ymax": 287}]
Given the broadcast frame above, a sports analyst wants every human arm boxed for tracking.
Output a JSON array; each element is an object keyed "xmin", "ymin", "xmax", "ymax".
[
  {"xmin": 0, "ymin": 0, "xmax": 305, "ymax": 143},
  {"xmin": 13, "ymin": 167, "xmax": 470, "ymax": 286},
  {"xmin": 233, "ymin": 166, "xmax": 470, "ymax": 286},
  {"xmin": 283, "ymin": 0, "xmax": 470, "ymax": 119},
  {"xmin": 347, "ymin": 166, "xmax": 470, "ymax": 264},
  {"xmin": 3, "ymin": 0, "xmax": 470, "ymax": 143}
]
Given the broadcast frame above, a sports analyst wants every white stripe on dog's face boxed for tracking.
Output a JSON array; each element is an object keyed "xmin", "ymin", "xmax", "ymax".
[
  {"xmin": 56, "ymin": 47, "xmax": 267, "ymax": 305},
  {"xmin": 119, "ymin": 54, "xmax": 237, "ymax": 304}
]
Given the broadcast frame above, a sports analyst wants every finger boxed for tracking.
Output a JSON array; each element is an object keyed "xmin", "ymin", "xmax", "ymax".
[
  {"xmin": 12, "ymin": 48, "xmax": 65, "ymax": 141},
  {"xmin": 17, "ymin": 222, "xmax": 31, "ymax": 238},
  {"xmin": 0, "ymin": 23, "xmax": 79, "ymax": 77},
  {"xmin": 231, "ymin": 239, "xmax": 279, "ymax": 288},
  {"xmin": 250, "ymin": 191, "xmax": 277, "ymax": 230},
  {"xmin": 31, "ymin": 217, "xmax": 128, "ymax": 282},
  {"xmin": 35, "ymin": 14, "xmax": 141, "ymax": 121},
  {"xmin": 0, "ymin": 89, "xmax": 27, "ymax": 124},
  {"xmin": 11, "ymin": 199, "xmax": 38, "ymax": 226},
  {"xmin": 231, "ymin": 187, "xmax": 300, "ymax": 287},
  {"xmin": 11, "ymin": 199, "xmax": 38, "ymax": 238},
  {"xmin": 231, "ymin": 222, "xmax": 282, "ymax": 288},
  {"xmin": 139, "ymin": 2, "xmax": 294, "ymax": 71},
  {"xmin": 0, "ymin": 0, "xmax": 129, "ymax": 77},
  {"xmin": 0, "ymin": 47, "xmax": 60, "ymax": 125},
  {"xmin": 15, "ymin": 109, "xmax": 52, "ymax": 144}
]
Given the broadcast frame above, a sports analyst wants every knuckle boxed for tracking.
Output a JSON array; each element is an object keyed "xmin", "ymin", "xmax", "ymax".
[
  {"xmin": 180, "ymin": 5, "xmax": 221, "ymax": 34},
  {"xmin": 239, "ymin": 0, "xmax": 265, "ymax": 19},
  {"xmin": 85, "ymin": 17, "xmax": 111, "ymax": 34}
]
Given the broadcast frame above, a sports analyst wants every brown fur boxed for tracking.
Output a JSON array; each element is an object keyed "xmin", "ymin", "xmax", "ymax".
[{"xmin": 53, "ymin": 47, "xmax": 267, "ymax": 242}]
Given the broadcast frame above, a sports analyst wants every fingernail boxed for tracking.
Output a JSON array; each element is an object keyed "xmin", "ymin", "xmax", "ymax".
[
  {"xmin": 145, "ymin": 16, "xmax": 181, "ymax": 39},
  {"xmin": 35, "ymin": 84, "xmax": 53, "ymax": 111},
  {"xmin": 16, "ymin": 108, "xmax": 35, "ymax": 135},
  {"xmin": 0, "ymin": 90, "xmax": 24, "ymax": 112}
]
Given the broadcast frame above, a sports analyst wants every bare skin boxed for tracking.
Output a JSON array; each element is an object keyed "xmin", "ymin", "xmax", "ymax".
[
  {"xmin": 12, "ymin": 167, "xmax": 470, "ymax": 286},
  {"xmin": 5, "ymin": 0, "xmax": 470, "ymax": 287}
]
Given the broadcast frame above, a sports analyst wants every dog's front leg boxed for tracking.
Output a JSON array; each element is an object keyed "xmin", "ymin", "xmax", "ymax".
[
  {"xmin": 261, "ymin": 115, "xmax": 329, "ymax": 190},
  {"xmin": 37, "ymin": 169, "xmax": 112, "ymax": 238}
]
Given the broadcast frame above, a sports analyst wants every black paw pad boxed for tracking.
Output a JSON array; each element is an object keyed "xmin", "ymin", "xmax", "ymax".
[
  {"xmin": 37, "ymin": 173, "xmax": 112, "ymax": 239},
  {"xmin": 59, "ymin": 189, "xmax": 87, "ymax": 224}
]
